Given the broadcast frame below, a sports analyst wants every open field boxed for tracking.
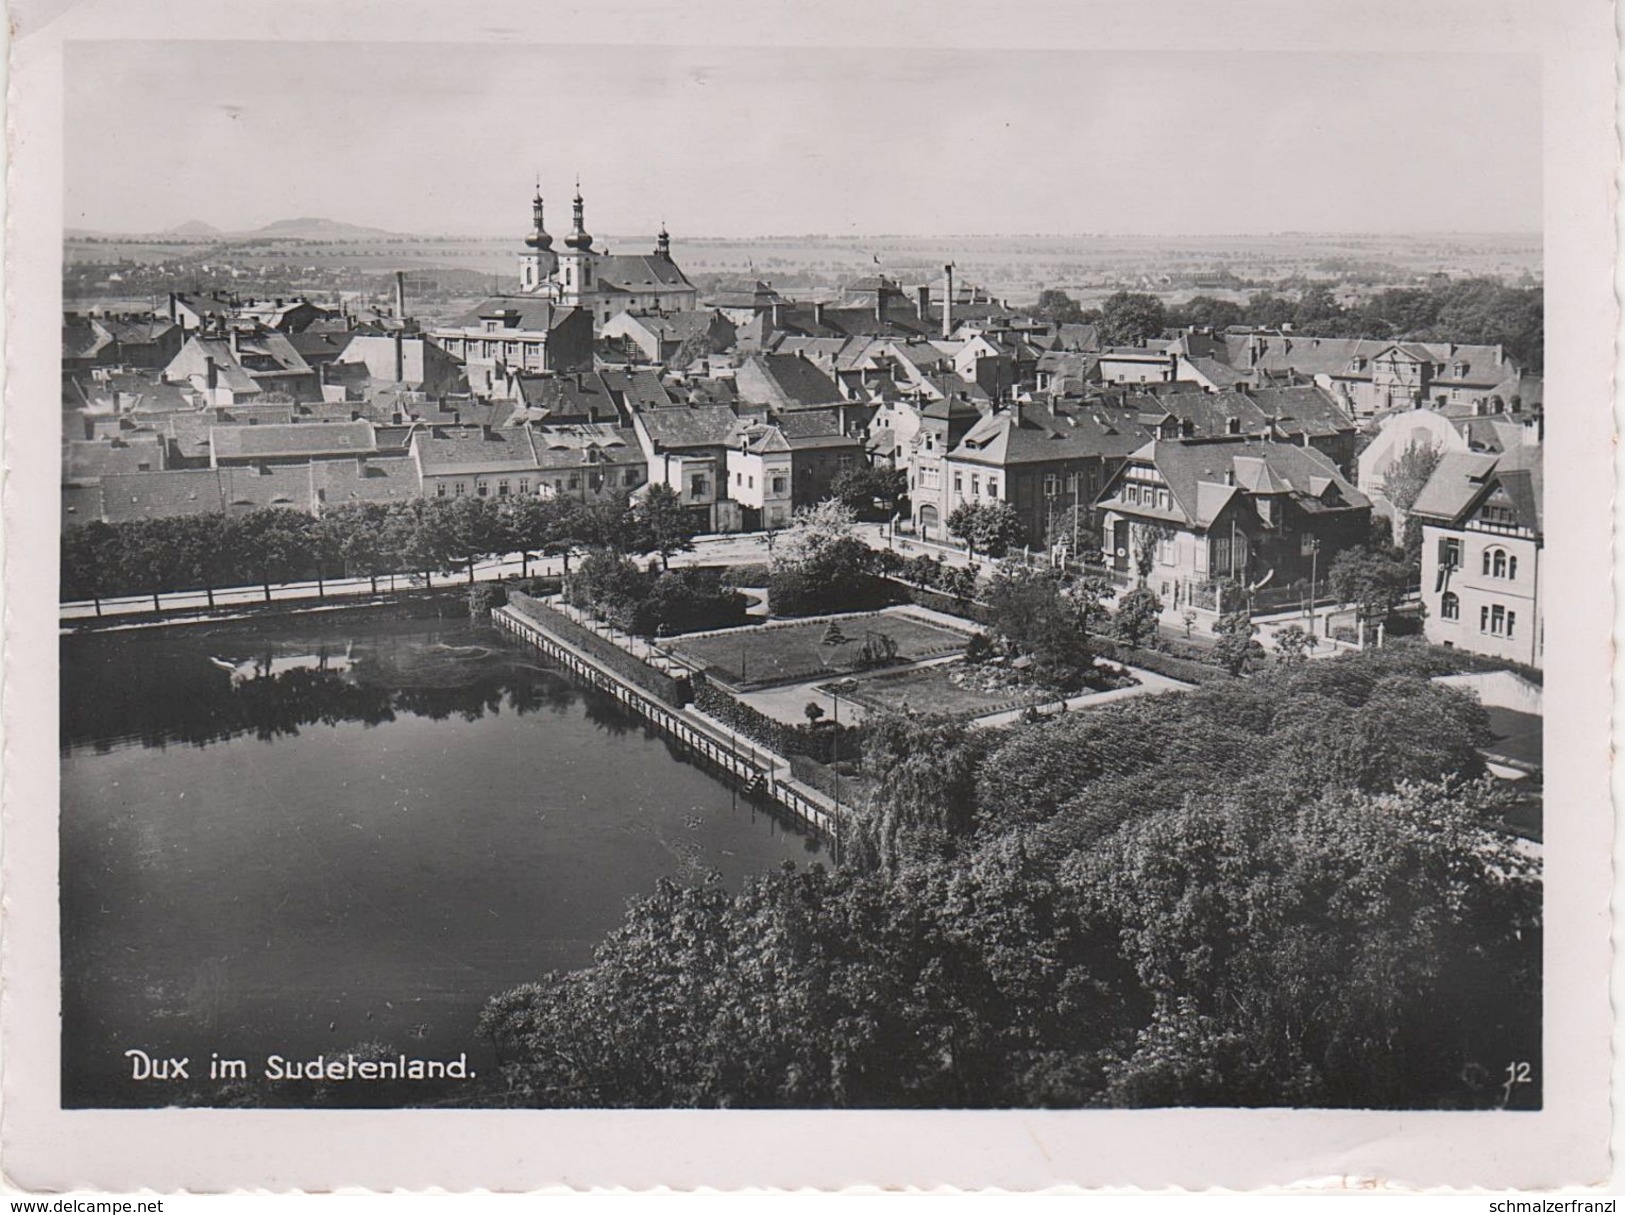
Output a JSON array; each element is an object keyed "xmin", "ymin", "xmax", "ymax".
[
  {"xmin": 64, "ymin": 228, "xmax": 1541, "ymax": 312},
  {"xmin": 671, "ymin": 612, "xmax": 968, "ymax": 692}
]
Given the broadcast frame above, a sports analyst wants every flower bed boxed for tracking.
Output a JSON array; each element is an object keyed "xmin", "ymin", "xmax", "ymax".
[{"xmin": 670, "ymin": 612, "xmax": 969, "ymax": 691}]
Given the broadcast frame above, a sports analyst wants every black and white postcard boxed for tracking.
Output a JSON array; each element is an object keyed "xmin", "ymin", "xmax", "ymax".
[{"xmin": 3, "ymin": 0, "xmax": 1616, "ymax": 1193}]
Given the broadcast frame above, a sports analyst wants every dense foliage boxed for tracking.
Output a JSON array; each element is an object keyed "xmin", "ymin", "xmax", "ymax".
[
  {"xmin": 767, "ymin": 501, "xmax": 889, "ymax": 615},
  {"xmin": 61, "ymin": 496, "xmax": 660, "ymax": 608},
  {"xmin": 566, "ymin": 554, "xmax": 747, "ymax": 637},
  {"xmin": 1165, "ymin": 277, "xmax": 1543, "ymax": 372},
  {"xmin": 481, "ymin": 644, "xmax": 1537, "ymax": 1110}
]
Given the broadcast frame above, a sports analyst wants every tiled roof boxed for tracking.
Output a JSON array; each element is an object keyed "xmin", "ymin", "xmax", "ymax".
[
  {"xmin": 63, "ymin": 435, "xmax": 167, "ymax": 483},
  {"xmin": 1109, "ymin": 438, "xmax": 1368, "ymax": 527},
  {"xmin": 413, "ymin": 426, "xmax": 539, "ymax": 475},
  {"xmin": 100, "ymin": 469, "xmax": 227, "ymax": 522},
  {"xmin": 636, "ymin": 403, "xmax": 741, "ymax": 450},
  {"xmin": 598, "ymin": 368, "xmax": 674, "ymax": 410},
  {"xmin": 313, "ymin": 455, "xmax": 422, "ymax": 505},
  {"xmin": 950, "ymin": 405, "xmax": 1150, "ymax": 468},
  {"xmin": 738, "ymin": 353, "xmax": 845, "ymax": 409},
  {"xmin": 444, "ymin": 296, "xmax": 577, "ymax": 332},
  {"xmin": 1407, "ymin": 451, "xmax": 1501, "ymax": 522},
  {"xmin": 210, "ymin": 419, "xmax": 377, "ymax": 461},
  {"xmin": 596, "ymin": 253, "xmax": 694, "ymax": 292},
  {"xmin": 219, "ymin": 464, "xmax": 316, "ymax": 512}
]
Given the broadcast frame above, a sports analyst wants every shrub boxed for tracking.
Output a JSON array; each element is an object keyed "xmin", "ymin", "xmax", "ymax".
[{"xmin": 468, "ymin": 582, "xmax": 508, "ymax": 618}]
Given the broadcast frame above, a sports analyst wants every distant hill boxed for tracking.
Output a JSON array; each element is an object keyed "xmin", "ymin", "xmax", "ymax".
[
  {"xmin": 243, "ymin": 217, "xmax": 399, "ymax": 240},
  {"xmin": 168, "ymin": 219, "xmax": 222, "ymax": 237}
]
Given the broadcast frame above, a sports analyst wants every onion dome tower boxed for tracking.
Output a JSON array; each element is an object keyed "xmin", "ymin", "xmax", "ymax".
[
  {"xmin": 518, "ymin": 184, "xmax": 557, "ymax": 293},
  {"xmin": 557, "ymin": 180, "xmax": 595, "ymax": 305}
]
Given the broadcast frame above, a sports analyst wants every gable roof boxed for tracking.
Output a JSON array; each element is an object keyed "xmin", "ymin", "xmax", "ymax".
[
  {"xmin": 412, "ymin": 426, "xmax": 539, "ymax": 475},
  {"xmin": 1111, "ymin": 438, "xmax": 1368, "ymax": 528},
  {"xmin": 595, "ymin": 253, "xmax": 694, "ymax": 293},
  {"xmin": 210, "ymin": 419, "xmax": 377, "ymax": 461},
  {"xmin": 636, "ymin": 403, "xmax": 741, "ymax": 450}
]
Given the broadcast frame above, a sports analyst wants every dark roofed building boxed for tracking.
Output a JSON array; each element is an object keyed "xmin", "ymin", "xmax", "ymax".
[
  {"xmin": 210, "ymin": 419, "xmax": 377, "ymax": 466},
  {"xmin": 1097, "ymin": 436, "xmax": 1371, "ymax": 612},
  {"xmin": 735, "ymin": 353, "xmax": 845, "ymax": 411}
]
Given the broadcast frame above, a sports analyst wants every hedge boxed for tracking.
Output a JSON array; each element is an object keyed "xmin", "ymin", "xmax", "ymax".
[
  {"xmin": 691, "ymin": 672, "xmax": 865, "ymax": 765},
  {"xmin": 1089, "ymin": 636, "xmax": 1232, "ymax": 686},
  {"xmin": 507, "ymin": 590, "xmax": 690, "ymax": 707},
  {"xmin": 881, "ymin": 578, "xmax": 990, "ymax": 625}
]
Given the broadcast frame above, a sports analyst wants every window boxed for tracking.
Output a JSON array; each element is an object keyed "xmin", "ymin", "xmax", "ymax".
[
  {"xmin": 1044, "ymin": 474, "xmax": 1060, "ymax": 497},
  {"xmin": 497, "ymin": 479, "xmax": 509, "ymax": 496},
  {"xmin": 519, "ymin": 479, "xmax": 530, "ymax": 495},
  {"xmin": 1439, "ymin": 537, "xmax": 1462, "ymax": 569},
  {"xmin": 1483, "ymin": 604, "xmax": 1510, "ymax": 636},
  {"xmin": 735, "ymin": 471, "xmax": 742, "ymax": 485},
  {"xmin": 772, "ymin": 475, "xmax": 787, "ymax": 495},
  {"xmin": 971, "ymin": 474, "xmax": 980, "ymax": 496},
  {"xmin": 1127, "ymin": 485, "xmax": 1140, "ymax": 505},
  {"xmin": 691, "ymin": 474, "xmax": 708, "ymax": 498},
  {"xmin": 1441, "ymin": 592, "xmax": 1460, "ymax": 620},
  {"xmin": 454, "ymin": 481, "xmax": 466, "ymax": 496},
  {"xmin": 436, "ymin": 483, "xmax": 447, "ymax": 498},
  {"xmin": 1506, "ymin": 611, "xmax": 1517, "ymax": 638},
  {"xmin": 624, "ymin": 470, "xmax": 638, "ymax": 486},
  {"xmin": 568, "ymin": 475, "xmax": 580, "ymax": 491},
  {"xmin": 748, "ymin": 475, "xmax": 755, "ymax": 489},
  {"xmin": 476, "ymin": 480, "xmax": 489, "ymax": 497},
  {"xmin": 953, "ymin": 472, "xmax": 963, "ymax": 493},
  {"xmin": 987, "ymin": 479, "xmax": 998, "ymax": 498}
]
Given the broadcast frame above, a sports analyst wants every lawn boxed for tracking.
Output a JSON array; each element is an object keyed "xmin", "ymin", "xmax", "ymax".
[
  {"xmin": 671, "ymin": 612, "xmax": 969, "ymax": 691},
  {"xmin": 830, "ymin": 661, "xmax": 1051, "ymax": 720}
]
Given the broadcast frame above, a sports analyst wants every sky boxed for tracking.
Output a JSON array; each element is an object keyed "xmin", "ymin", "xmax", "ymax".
[{"xmin": 65, "ymin": 40, "xmax": 1542, "ymax": 238}]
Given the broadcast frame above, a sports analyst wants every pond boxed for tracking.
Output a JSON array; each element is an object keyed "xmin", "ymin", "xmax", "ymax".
[{"xmin": 59, "ymin": 614, "xmax": 821, "ymax": 1107}]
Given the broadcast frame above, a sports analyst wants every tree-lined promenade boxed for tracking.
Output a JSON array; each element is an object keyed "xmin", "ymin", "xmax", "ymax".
[{"xmin": 60, "ymin": 487, "xmax": 706, "ymax": 616}]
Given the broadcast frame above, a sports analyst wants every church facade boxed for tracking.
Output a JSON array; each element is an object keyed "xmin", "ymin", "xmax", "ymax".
[{"xmin": 516, "ymin": 187, "xmax": 699, "ymax": 330}]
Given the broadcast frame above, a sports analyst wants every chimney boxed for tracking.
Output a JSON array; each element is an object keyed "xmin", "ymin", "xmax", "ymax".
[
  {"xmin": 875, "ymin": 282, "xmax": 887, "ymax": 324},
  {"xmin": 770, "ymin": 302, "xmax": 783, "ymax": 329},
  {"xmin": 394, "ymin": 271, "xmax": 408, "ymax": 321},
  {"xmin": 942, "ymin": 265, "xmax": 955, "ymax": 339},
  {"xmin": 813, "ymin": 301, "xmax": 826, "ymax": 327},
  {"xmin": 204, "ymin": 355, "xmax": 218, "ymax": 391},
  {"xmin": 916, "ymin": 284, "xmax": 930, "ymax": 320},
  {"xmin": 393, "ymin": 330, "xmax": 405, "ymax": 384}
]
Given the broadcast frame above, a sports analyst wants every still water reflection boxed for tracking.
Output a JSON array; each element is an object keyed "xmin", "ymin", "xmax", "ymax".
[{"xmin": 61, "ymin": 617, "xmax": 819, "ymax": 1106}]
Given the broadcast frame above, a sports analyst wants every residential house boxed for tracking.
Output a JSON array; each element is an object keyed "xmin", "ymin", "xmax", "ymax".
[
  {"xmin": 428, "ymin": 296, "xmax": 594, "ymax": 394},
  {"xmin": 163, "ymin": 330, "xmax": 320, "ymax": 404},
  {"xmin": 941, "ymin": 403, "xmax": 1152, "ymax": 548},
  {"xmin": 1411, "ymin": 445, "xmax": 1543, "ymax": 668},
  {"xmin": 1095, "ymin": 436, "xmax": 1372, "ymax": 613},
  {"xmin": 629, "ymin": 404, "xmax": 742, "ymax": 532},
  {"xmin": 601, "ymin": 309, "xmax": 735, "ymax": 366}
]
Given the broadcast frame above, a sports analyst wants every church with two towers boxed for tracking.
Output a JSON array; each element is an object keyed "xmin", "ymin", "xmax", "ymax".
[{"xmin": 517, "ymin": 185, "xmax": 698, "ymax": 329}]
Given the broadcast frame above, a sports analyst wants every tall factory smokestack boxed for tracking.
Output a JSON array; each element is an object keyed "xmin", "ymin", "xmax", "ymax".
[
  {"xmin": 942, "ymin": 264, "xmax": 955, "ymax": 339},
  {"xmin": 394, "ymin": 271, "xmax": 407, "ymax": 321}
]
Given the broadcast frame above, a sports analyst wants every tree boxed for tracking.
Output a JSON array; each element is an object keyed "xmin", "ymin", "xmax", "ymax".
[
  {"xmin": 1271, "ymin": 623, "xmax": 1314, "ymax": 666},
  {"xmin": 856, "ymin": 713, "xmax": 989, "ymax": 868},
  {"xmin": 829, "ymin": 464, "xmax": 908, "ymax": 519},
  {"xmin": 1130, "ymin": 522, "xmax": 1173, "ymax": 585},
  {"xmin": 1033, "ymin": 288, "xmax": 1086, "ymax": 325},
  {"xmin": 635, "ymin": 483, "xmax": 699, "ymax": 571},
  {"xmin": 1328, "ymin": 546, "xmax": 1411, "ymax": 624},
  {"xmin": 229, "ymin": 510, "xmax": 316, "ymax": 603},
  {"xmin": 1071, "ymin": 777, "xmax": 1538, "ymax": 1108},
  {"xmin": 1379, "ymin": 439, "xmax": 1444, "ymax": 518},
  {"xmin": 769, "ymin": 502, "xmax": 880, "ymax": 615},
  {"xmin": 1210, "ymin": 611, "xmax": 1265, "ymax": 677},
  {"xmin": 983, "ymin": 564, "xmax": 1092, "ymax": 691},
  {"xmin": 947, "ymin": 500, "xmax": 1024, "ymax": 560},
  {"xmin": 1113, "ymin": 586, "xmax": 1163, "ymax": 649},
  {"xmin": 1098, "ymin": 291, "xmax": 1167, "ymax": 347},
  {"xmin": 803, "ymin": 701, "xmax": 825, "ymax": 726}
]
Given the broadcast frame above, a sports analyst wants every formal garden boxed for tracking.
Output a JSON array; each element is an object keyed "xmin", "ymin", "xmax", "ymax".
[{"xmin": 669, "ymin": 611, "xmax": 969, "ymax": 692}]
